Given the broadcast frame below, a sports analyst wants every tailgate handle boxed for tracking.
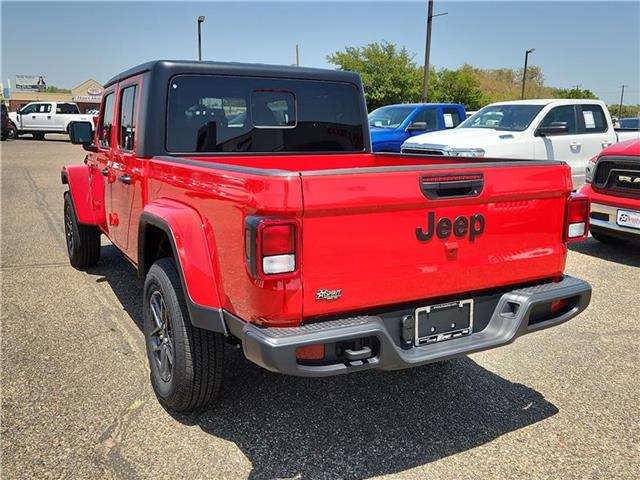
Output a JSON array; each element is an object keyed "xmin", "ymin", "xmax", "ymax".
[{"xmin": 420, "ymin": 174, "xmax": 484, "ymax": 200}]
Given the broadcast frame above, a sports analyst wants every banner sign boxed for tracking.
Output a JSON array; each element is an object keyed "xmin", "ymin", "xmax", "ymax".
[{"xmin": 15, "ymin": 75, "xmax": 47, "ymax": 91}]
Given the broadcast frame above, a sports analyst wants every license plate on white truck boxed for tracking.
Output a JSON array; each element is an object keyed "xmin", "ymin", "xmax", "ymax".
[{"xmin": 617, "ymin": 209, "xmax": 640, "ymax": 230}]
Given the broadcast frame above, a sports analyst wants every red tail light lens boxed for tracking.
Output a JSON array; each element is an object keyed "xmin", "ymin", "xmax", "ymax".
[
  {"xmin": 564, "ymin": 194, "xmax": 590, "ymax": 242},
  {"xmin": 262, "ymin": 225, "xmax": 295, "ymax": 256},
  {"xmin": 245, "ymin": 216, "xmax": 299, "ymax": 279}
]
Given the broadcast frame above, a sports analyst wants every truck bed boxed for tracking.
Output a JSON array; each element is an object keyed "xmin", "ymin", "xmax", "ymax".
[{"xmin": 150, "ymin": 153, "xmax": 573, "ymax": 325}]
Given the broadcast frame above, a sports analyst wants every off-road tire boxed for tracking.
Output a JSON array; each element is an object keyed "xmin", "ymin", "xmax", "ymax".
[
  {"xmin": 591, "ymin": 229, "xmax": 628, "ymax": 245},
  {"xmin": 143, "ymin": 258, "xmax": 224, "ymax": 412},
  {"xmin": 63, "ymin": 191, "xmax": 101, "ymax": 268}
]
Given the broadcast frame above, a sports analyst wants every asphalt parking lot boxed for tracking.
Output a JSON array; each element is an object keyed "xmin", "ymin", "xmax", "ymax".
[{"xmin": 2, "ymin": 135, "xmax": 639, "ymax": 479}]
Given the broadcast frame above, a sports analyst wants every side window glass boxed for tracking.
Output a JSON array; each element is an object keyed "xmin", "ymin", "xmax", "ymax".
[
  {"xmin": 412, "ymin": 108, "xmax": 438, "ymax": 129},
  {"xmin": 118, "ymin": 85, "xmax": 138, "ymax": 151},
  {"xmin": 99, "ymin": 93, "xmax": 115, "ymax": 149},
  {"xmin": 539, "ymin": 106, "xmax": 577, "ymax": 134},
  {"xmin": 21, "ymin": 104, "xmax": 36, "ymax": 114},
  {"xmin": 442, "ymin": 108, "xmax": 462, "ymax": 128},
  {"xmin": 579, "ymin": 105, "xmax": 608, "ymax": 133}
]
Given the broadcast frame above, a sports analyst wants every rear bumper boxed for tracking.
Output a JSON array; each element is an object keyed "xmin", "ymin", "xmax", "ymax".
[{"xmin": 225, "ymin": 275, "xmax": 591, "ymax": 377}]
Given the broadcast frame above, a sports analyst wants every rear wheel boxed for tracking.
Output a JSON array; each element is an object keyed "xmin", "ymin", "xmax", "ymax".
[
  {"xmin": 143, "ymin": 258, "xmax": 224, "ymax": 412},
  {"xmin": 591, "ymin": 229, "xmax": 628, "ymax": 245},
  {"xmin": 63, "ymin": 191, "xmax": 101, "ymax": 268},
  {"xmin": 33, "ymin": 132, "xmax": 45, "ymax": 140}
]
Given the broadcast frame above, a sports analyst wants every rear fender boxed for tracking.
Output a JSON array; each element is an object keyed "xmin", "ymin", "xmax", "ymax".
[
  {"xmin": 138, "ymin": 200, "xmax": 227, "ymax": 334},
  {"xmin": 61, "ymin": 164, "xmax": 96, "ymax": 225}
]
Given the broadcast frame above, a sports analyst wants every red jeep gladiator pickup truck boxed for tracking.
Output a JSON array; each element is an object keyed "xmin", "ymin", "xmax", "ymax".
[
  {"xmin": 579, "ymin": 139, "xmax": 640, "ymax": 243},
  {"xmin": 62, "ymin": 60, "xmax": 592, "ymax": 412}
]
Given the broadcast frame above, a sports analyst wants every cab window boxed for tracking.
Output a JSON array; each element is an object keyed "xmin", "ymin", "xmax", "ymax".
[
  {"xmin": 539, "ymin": 105, "xmax": 577, "ymax": 134},
  {"xmin": 411, "ymin": 108, "xmax": 438, "ymax": 130},
  {"xmin": 118, "ymin": 85, "xmax": 138, "ymax": 151},
  {"xmin": 99, "ymin": 93, "xmax": 115, "ymax": 149},
  {"xmin": 442, "ymin": 108, "xmax": 462, "ymax": 128},
  {"xmin": 579, "ymin": 105, "xmax": 608, "ymax": 133},
  {"xmin": 57, "ymin": 103, "xmax": 80, "ymax": 114}
]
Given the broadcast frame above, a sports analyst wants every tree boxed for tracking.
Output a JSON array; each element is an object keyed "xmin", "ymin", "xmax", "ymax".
[
  {"xmin": 430, "ymin": 66, "xmax": 487, "ymax": 110},
  {"xmin": 327, "ymin": 41, "xmax": 422, "ymax": 110},
  {"xmin": 555, "ymin": 86, "xmax": 598, "ymax": 99},
  {"xmin": 607, "ymin": 104, "xmax": 640, "ymax": 119}
]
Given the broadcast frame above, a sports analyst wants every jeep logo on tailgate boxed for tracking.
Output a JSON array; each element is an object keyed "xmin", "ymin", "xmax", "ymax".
[{"xmin": 416, "ymin": 212, "xmax": 485, "ymax": 241}]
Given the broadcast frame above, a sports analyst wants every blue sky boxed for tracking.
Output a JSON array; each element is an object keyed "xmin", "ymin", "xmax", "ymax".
[{"xmin": 1, "ymin": 1, "xmax": 638, "ymax": 104}]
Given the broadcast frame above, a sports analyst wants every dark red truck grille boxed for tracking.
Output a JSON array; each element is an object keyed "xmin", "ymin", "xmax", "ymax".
[{"xmin": 592, "ymin": 155, "xmax": 640, "ymax": 199}]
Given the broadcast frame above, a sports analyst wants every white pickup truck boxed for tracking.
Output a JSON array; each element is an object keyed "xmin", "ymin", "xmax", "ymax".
[
  {"xmin": 8, "ymin": 102, "xmax": 94, "ymax": 140},
  {"xmin": 401, "ymin": 99, "xmax": 640, "ymax": 185}
]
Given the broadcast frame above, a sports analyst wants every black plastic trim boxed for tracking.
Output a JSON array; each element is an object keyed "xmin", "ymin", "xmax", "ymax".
[{"xmin": 137, "ymin": 212, "xmax": 227, "ymax": 335}]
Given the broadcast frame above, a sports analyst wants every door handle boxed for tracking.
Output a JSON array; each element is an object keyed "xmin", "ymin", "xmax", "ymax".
[
  {"xmin": 118, "ymin": 175, "xmax": 131, "ymax": 185},
  {"xmin": 31, "ymin": 116, "xmax": 36, "ymax": 119},
  {"xmin": 47, "ymin": 116, "xmax": 51, "ymax": 119},
  {"xmin": 101, "ymin": 167, "xmax": 109, "ymax": 177}
]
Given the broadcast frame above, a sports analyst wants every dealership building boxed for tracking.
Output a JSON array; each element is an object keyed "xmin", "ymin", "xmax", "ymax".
[{"xmin": 6, "ymin": 79, "xmax": 103, "ymax": 113}]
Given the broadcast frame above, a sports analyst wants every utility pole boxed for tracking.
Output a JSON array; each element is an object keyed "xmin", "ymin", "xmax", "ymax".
[
  {"xmin": 421, "ymin": 1, "xmax": 448, "ymax": 102},
  {"xmin": 618, "ymin": 84, "xmax": 626, "ymax": 118},
  {"xmin": 197, "ymin": 16, "xmax": 205, "ymax": 61},
  {"xmin": 520, "ymin": 48, "xmax": 535, "ymax": 99},
  {"xmin": 296, "ymin": 44, "xmax": 300, "ymax": 66}
]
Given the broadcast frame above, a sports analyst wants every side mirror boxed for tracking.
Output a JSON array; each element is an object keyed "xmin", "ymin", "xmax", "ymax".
[
  {"xmin": 537, "ymin": 121, "xmax": 569, "ymax": 136},
  {"xmin": 407, "ymin": 121, "xmax": 428, "ymax": 132},
  {"xmin": 68, "ymin": 121, "xmax": 97, "ymax": 151}
]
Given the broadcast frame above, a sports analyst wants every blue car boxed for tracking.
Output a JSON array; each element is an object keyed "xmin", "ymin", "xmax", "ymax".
[{"xmin": 368, "ymin": 103, "xmax": 466, "ymax": 152}]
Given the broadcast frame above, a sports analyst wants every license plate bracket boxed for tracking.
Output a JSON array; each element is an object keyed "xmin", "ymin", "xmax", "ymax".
[
  {"xmin": 617, "ymin": 209, "xmax": 640, "ymax": 230},
  {"xmin": 414, "ymin": 300, "xmax": 473, "ymax": 346}
]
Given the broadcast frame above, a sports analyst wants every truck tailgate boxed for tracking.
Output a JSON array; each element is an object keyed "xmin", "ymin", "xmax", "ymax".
[{"xmin": 300, "ymin": 163, "xmax": 572, "ymax": 317}]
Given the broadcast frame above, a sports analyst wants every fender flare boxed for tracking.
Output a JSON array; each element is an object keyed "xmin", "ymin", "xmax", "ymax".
[
  {"xmin": 61, "ymin": 164, "xmax": 97, "ymax": 225},
  {"xmin": 138, "ymin": 202, "xmax": 227, "ymax": 335}
]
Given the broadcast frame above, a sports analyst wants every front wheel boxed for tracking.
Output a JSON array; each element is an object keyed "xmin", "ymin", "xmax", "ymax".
[
  {"xmin": 143, "ymin": 258, "xmax": 224, "ymax": 412},
  {"xmin": 63, "ymin": 192, "xmax": 101, "ymax": 268}
]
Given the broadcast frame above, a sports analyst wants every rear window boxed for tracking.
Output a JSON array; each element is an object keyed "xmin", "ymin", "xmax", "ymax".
[
  {"xmin": 57, "ymin": 103, "xmax": 80, "ymax": 114},
  {"xmin": 166, "ymin": 75, "xmax": 365, "ymax": 153}
]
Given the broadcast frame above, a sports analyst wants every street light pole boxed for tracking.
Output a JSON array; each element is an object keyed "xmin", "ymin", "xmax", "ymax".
[
  {"xmin": 421, "ymin": 1, "xmax": 448, "ymax": 102},
  {"xmin": 521, "ymin": 48, "xmax": 535, "ymax": 99},
  {"xmin": 618, "ymin": 84, "xmax": 626, "ymax": 118},
  {"xmin": 197, "ymin": 16, "xmax": 205, "ymax": 61}
]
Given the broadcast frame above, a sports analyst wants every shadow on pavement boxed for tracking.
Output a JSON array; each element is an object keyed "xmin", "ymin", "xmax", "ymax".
[
  {"xmin": 88, "ymin": 245, "xmax": 559, "ymax": 479},
  {"xmin": 569, "ymin": 237, "xmax": 640, "ymax": 268}
]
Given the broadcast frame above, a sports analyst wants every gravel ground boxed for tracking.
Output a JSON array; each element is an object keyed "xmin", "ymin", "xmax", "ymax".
[{"xmin": 2, "ymin": 135, "xmax": 639, "ymax": 479}]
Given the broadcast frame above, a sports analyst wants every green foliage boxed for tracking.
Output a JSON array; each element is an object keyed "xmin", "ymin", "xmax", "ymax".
[
  {"xmin": 607, "ymin": 104, "xmax": 640, "ymax": 119},
  {"xmin": 328, "ymin": 41, "xmax": 613, "ymax": 112},
  {"xmin": 327, "ymin": 41, "xmax": 422, "ymax": 110},
  {"xmin": 43, "ymin": 86, "xmax": 71, "ymax": 93},
  {"xmin": 429, "ymin": 65, "xmax": 488, "ymax": 110},
  {"xmin": 554, "ymin": 86, "xmax": 598, "ymax": 99}
]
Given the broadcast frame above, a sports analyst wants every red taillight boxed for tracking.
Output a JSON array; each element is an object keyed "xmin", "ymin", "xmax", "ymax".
[
  {"xmin": 245, "ymin": 216, "xmax": 299, "ymax": 280},
  {"xmin": 296, "ymin": 343, "xmax": 325, "ymax": 361},
  {"xmin": 262, "ymin": 224, "xmax": 295, "ymax": 256},
  {"xmin": 564, "ymin": 194, "xmax": 590, "ymax": 242}
]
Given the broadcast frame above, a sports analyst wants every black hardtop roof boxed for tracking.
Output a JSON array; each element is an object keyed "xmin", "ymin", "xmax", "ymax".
[{"xmin": 105, "ymin": 60, "xmax": 361, "ymax": 88}]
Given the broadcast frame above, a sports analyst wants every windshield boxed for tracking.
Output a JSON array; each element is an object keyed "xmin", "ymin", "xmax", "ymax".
[
  {"xmin": 459, "ymin": 104, "xmax": 544, "ymax": 132},
  {"xmin": 368, "ymin": 106, "xmax": 415, "ymax": 129}
]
